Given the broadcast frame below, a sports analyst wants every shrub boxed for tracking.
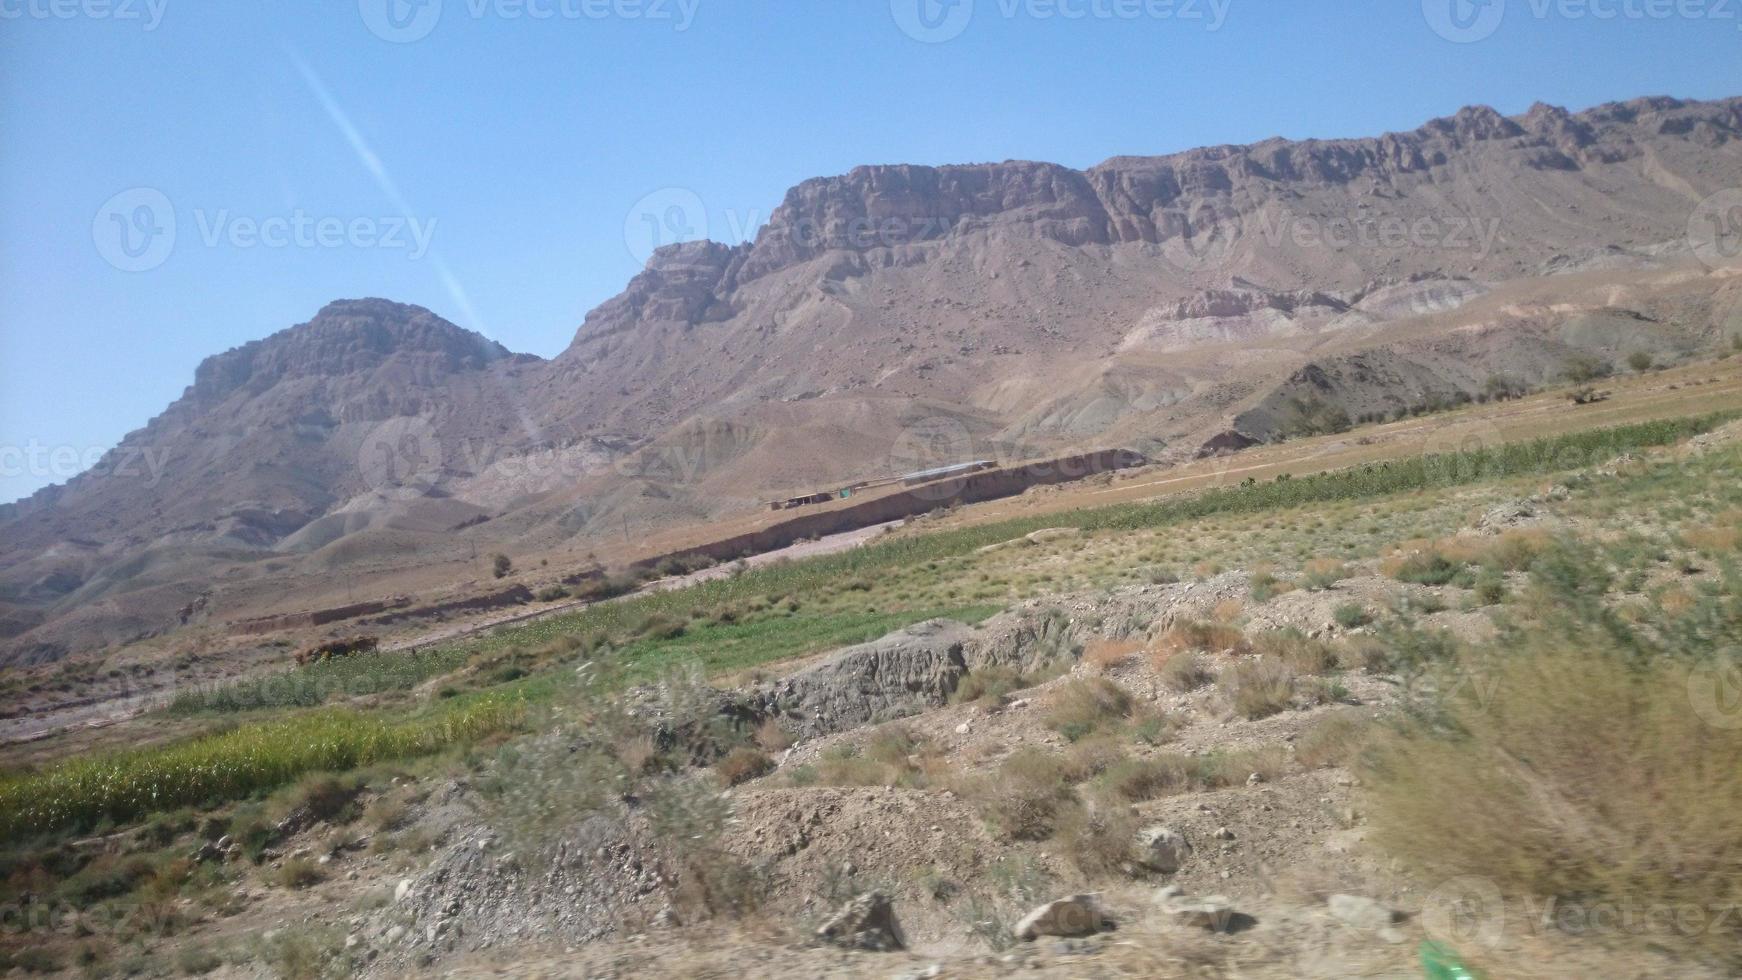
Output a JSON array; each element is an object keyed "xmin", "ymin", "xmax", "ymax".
[
  {"xmin": 1046, "ymin": 678, "xmax": 1133, "ymax": 742},
  {"xmin": 1366, "ymin": 636, "xmax": 1742, "ymax": 961},
  {"xmin": 1252, "ymin": 628, "xmax": 1337, "ymax": 675},
  {"xmin": 1473, "ymin": 567, "xmax": 1507, "ymax": 605},
  {"xmin": 535, "ymin": 585, "xmax": 570, "ymax": 602},
  {"xmin": 1388, "ymin": 550, "xmax": 1462, "ymax": 586},
  {"xmin": 491, "ymin": 553, "xmax": 513, "ymax": 579},
  {"xmin": 1153, "ymin": 651, "xmax": 1211, "ymax": 692},
  {"xmin": 1295, "ymin": 709, "xmax": 1372, "ymax": 769},
  {"xmin": 752, "ymin": 718, "xmax": 794, "ymax": 753},
  {"xmin": 1333, "ymin": 603, "xmax": 1372, "ymax": 629},
  {"xmin": 1054, "ymin": 800, "xmax": 1142, "ymax": 877},
  {"xmin": 1082, "ymin": 638, "xmax": 1142, "ymax": 672},
  {"xmin": 1562, "ymin": 352, "xmax": 1612, "ymax": 384},
  {"xmin": 1155, "ymin": 620, "xmax": 1249, "ymax": 656},
  {"xmin": 1300, "ymin": 558, "xmax": 1348, "ymax": 591},
  {"xmin": 1627, "ymin": 351, "xmax": 1653, "ymax": 372},
  {"xmin": 714, "ymin": 747, "xmax": 774, "ymax": 787},
  {"xmin": 1091, "ymin": 754, "xmax": 1195, "ymax": 803},
  {"xmin": 975, "ymin": 749, "xmax": 1077, "ymax": 840},
  {"xmin": 277, "ymin": 858, "xmax": 324, "ymax": 890},
  {"xmin": 1250, "ymin": 570, "xmax": 1284, "ymax": 603},
  {"xmin": 951, "ymin": 666, "xmax": 1028, "ymax": 707},
  {"xmin": 1219, "ymin": 658, "xmax": 1296, "ymax": 720}
]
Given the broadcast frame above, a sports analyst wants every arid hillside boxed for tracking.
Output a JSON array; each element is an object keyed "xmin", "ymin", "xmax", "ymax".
[{"xmin": 5, "ymin": 95, "xmax": 1742, "ymax": 664}]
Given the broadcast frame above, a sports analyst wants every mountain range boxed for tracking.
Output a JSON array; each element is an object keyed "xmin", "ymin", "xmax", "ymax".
[{"xmin": 5, "ymin": 93, "xmax": 1742, "ymax": 664}]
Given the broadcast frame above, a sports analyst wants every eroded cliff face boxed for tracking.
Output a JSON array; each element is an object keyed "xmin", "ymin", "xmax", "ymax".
[{"xmin": 7, "ymin": 96, "xmax": 1742, "ymax": 662}]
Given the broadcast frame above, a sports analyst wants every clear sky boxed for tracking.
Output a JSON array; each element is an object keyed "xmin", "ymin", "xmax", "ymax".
[{"xmin": 3, "ymin": 0, "xmax": 1739, "ymax": 503}]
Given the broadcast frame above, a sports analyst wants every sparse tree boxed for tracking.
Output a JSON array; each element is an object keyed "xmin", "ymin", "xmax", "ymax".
[
  {"xmin": 492, "ymin": 553, "xmax": 513, "ymax": 579},
  {"xmin": 1627, "ymin": 351, "xmax": 1654, "ymax": 373},
  {"xmin": 1562, "ymin": 353, "xmax": 1612, "ymax": 384}
]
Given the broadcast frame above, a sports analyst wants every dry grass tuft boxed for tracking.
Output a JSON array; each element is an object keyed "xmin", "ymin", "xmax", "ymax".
[
  {"xmin": 714, "ymin": 747, "xmax": 775, "ymax": 787},
  {"xmin": 1294, "ymin": 709, "xmax": 1373, "ymax": 769},
  {"xmin": 1082, "ymin": 638, "xmax": 1144, "ymax": 672},
  {"xmin": 1252, "ymin": 628, "xmax": 1339, "ymax": 675},
  {"xmin": 1219, "ymin": 657, "xmax": 1297, "ymax": 720},
  {"xmin": 1367, "ymin": 639, "xmax": 1742, "ymax": 961},
  {"xmin": 1153, "ymin": 650, "xmax": 1212, "ymax": 692}
]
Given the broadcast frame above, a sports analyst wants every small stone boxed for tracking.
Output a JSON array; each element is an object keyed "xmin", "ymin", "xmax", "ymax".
[
  {"xmin": 955, "ymin": 722, "xmax": 972, "ymax": 735},
  {"xmin": 1214, "ymin": 827, "xmax": 1235, "ymax": 840},
  {"xmin": 1379, "ymin": 927, "xmax": 1408, "ymax": 944},
  {"xmin": 395, "ymin": 878, "xmax": 414, "ymax": 903},
  {"xmin": 816, "ymin": 891, "xmax": 905, "ymax": 951},
  {"xmin": 385, "ymin": 925, "xmax": 406, "ymax": 944},
  {"xmin": 1013, "ymin": 895, "xmax": 1113, "ymax": 941},
  {"xmin": 1135, "ymin": 826, "xmax": 1190, "ymax": 874},
  {"xmin": 1246, "ymin": 772, "xmax": 1264, "ymax": 785},
  {"xmin": 1165, "ymin": 895, "xmax": 1238, "ymax": 932}
]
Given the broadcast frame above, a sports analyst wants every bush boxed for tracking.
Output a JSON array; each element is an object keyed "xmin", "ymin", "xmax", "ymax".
[
  {"xmin": 714, "ymin": 747, "xmax": 774, "ymax": 787},
  {"xmin": 1295, "ymin": 709, "xmax": 1371, "ymax": 769},
  {"xmin": 1091, "ymin": 754, "xmax": 1195, "ymax": 803},
  {"xmin": 1046, "ymin": 678, "xmax": 1134, "ymax": 742},
  {"xmin": 1562, "ymin": 352, "xmax": 1612, "ymax": 383},
  {"xmin": 974, "ymin": 749, "xmax": 1077, "ymax": 840},
  {"xmin": 1473, "ymin": 567, "xmax": 1507, "ymax": 605},
  {"xmin": 1389, "ymin": 551, "xmax": 1462, "ymax": 586},
  {"xmin": 1300, "ymin": 558, "xmax": 1348, "ymax": 591},
  {"xmin": 1252, "ymin": 629, "xmax": 1337, "ymax": 675},
  {"xmin": 1054, "ymin": 800, "xmax": 1142, "ymax": 877},
  {"xmin": 1333, "ymin": 603, "xmax": 1372, "ymax": 629},
  {"xmin": 1627, "ymin": 351, "xmax": 1654, "ymax": 372},
  {"xmin": 952, "ymin": 666, "xmax": 1029, "ymax": 707},
  {"xmin": 1366, "ymin": 636, "xmax": 1742, "ymax": 961},
  {"xmin": 277, "ymin": 858, "xmax": 324, "ymax": 890},
  {"xmin": 535, "ymin": 585, "xmax": 570, "ymax": 602},
  {"xmin": 1219, "ymin": 658, "xmax": 1296, "ymax": 720},
  {"xmin": 1081, "ymin": 638, "xmax": 1142, "ymax": 672},
  {"xmin": 1154, "ymin": 651, "xmax": 1211, "ymax": 692},
  {"xmin": 491, "ymin": 553, "xmax": 513, "ymax": 579}
]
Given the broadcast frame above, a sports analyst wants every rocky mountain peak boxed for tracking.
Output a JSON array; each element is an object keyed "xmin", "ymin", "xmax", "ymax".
[{"xmin": 189, "ymin": 299, "xmax": 513, "ymax": 405}]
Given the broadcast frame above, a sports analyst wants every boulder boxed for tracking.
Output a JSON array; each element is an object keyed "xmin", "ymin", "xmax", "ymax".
[
  {"xmin": 1163, "ymin": 893, "xmax": 1239, "ymax": 932},
  {"xmin": 765, "ymin": 620, "xmax": 973, "ymax": 736},
  {"xmin": 1135, "ymin": 825, "xmax": 1190, "ymax": 873},
  {"xmin": 816, "ymin": 891, "xmax": 905, "ymax": 952},
  {"xmin": 1013, "ymin": 895, "xmax": 1113, "ymax": 941}
]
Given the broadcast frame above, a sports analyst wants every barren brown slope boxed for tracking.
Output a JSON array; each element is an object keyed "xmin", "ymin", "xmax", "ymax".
[{"xmin": 5, "ymin": 95, "xmax": 1742, "ymax": 664}]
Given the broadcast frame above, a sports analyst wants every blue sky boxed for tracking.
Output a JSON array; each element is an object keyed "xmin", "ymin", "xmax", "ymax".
[{"xmin": 2, "ymin": 0, "xmax": 1740, "ymax": 503}]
